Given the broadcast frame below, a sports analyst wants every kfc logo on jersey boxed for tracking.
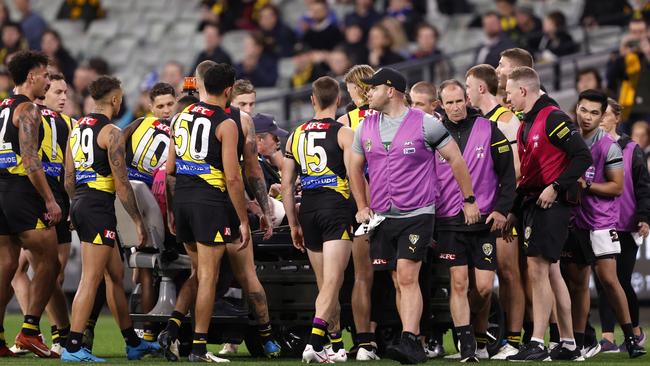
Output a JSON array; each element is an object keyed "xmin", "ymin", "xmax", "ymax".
[
  {"xmin": 78, "ymin": 117, "xmax": 97, "ymax": 126},
  {"xmin": 372, "ymin": 259, "xmax": 388, "ymax": 265},
  {"xmin": 0, "ymin": 98, "xmax": 14, "ymax": 107},
  {"xmin": 104, "ymin": 229, "xmax": 116, "ymax": 240},
  {"xmin": 439, "ymin": 253, "xmax": 456, "ymax": 260},
  {"xmin": 152, "ymin": 120, "xmax": 171, "ymax": 134},
  {"xmin": 189, "ymin": 105, "xmax": 215, "ymax": 117},
  {"xmin": 303, "ymin": 122, "xmax": 330, "ymax": 131},
  {"xmin": 40, "ymin": 108, "xmax": 58, "ymax": 117}
]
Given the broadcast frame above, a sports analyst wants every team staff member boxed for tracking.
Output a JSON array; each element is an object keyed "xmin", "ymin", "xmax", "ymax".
[
  {"xmin": 0, "ymin": 50, "xmax": 62, "ymax": 358},
  {"xmin": 9, "ymin": 72, "xmax": 74, "ymax": 357},
  {"xmin": 408, "ymin": 80, "xmax": 447, "ymax": 360},
  {"xmin": 562, "ymin": 90, "xmax": 645, "ymax": 358},
  {"xmin": 465, "ymin": 64, "xmax": 525, "ymax": 359},
  {"xmin": 503, "ymin": 67, "xmax": 592, "ymax": 361},
  {"xmin": 598, "ymin": 98, "xmax": 650, "ymax": 350},
  {"xmin": 409, "ymin": 82, "xmax": 438, "ymax": 115},
  {"xmin": 349, "ymin": 68, "xmax": 480, "ymax": 364},
  {"xmin": 337, "ymin": 64, "xmax": 380, "ymax": 361},
  {"xmin": 495, "ymin": 48, "xmax": 534, "ymax": 105},
  {"xmin": 282, "ymin": 76, "xmax": 355, "ymax": 364},
  {"xmin": 435, "ymin": 80, "xmax": 516, "ymax": 362},
  {"xmin": 62, "ymin": 76, "xmax": 160, "ymax": 362},
  {"xmin": 166, "ymin": 63, "xmax": 251, "ymax": 362}
]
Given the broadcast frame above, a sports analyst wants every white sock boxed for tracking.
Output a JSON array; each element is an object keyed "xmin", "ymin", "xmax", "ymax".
[
  {"xmin": 531, "ymin": 337, "xmax": 545, "ymax": 348},
  {"xmin": 561, "ymin": 338, "xmax": 576, "ymax": 351}
]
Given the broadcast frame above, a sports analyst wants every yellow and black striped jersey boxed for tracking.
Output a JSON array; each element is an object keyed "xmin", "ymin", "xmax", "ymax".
[
  {"xmin": 0, "ymin": 94, "xmax": 34, "ymax": 180},
  {"xmin": 172, "ymin": 102, "xmax": 231, "ymax": 203},
  {"xmin": 70, "ymin": 113, "xmax": 115, "ymax": 195},
  {"xmin": 347, "ymin": 104, "xmax": 373, "ymax": 131},
  {"xmin": 125, "ymin": 116, "xmax": 170, "ymax": 186},
  {"xmin": 288, "ymin": 118, "xmax": 349, "ymax": 211},
  {"xmin": 39, "ymin": 106, "xmax": 72, "ymax": 193}
]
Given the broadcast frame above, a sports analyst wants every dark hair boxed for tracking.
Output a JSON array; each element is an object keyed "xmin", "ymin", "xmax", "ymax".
[
  {"xmin": 203, "ymin": 63, "xmax": 236, "ymax": 95},
  {"xmin": 2, "ymin": 21, "xmax": 22, "ymax": 35},
  {"xmin": 88, "ymin": 75, "xmax": 121, "ymax": 101},
  {"xmin": 49, "ymin": 72, "xmax": 65, "ymax": 82},
  {"xmin": 416, "ymin": 22, "xmax": 439, "ymax": 40},
  {"xmin": 42, "ymin": 28, "xmax": 62, "ymax": 44},
  {"xmin": 247, "ymin": 30, "xmax": 265, "ymax": 48},
  {"xmin": 312, "ymin": 76, "xmax": 340, "ymax": 109},
  {"xmin": 578, "ymin": 89, "xmax": 608, "ymax": 113},
  {"xmin": 149, "ymin": 82, "xmax": 176, "ymax": 101},
  {"xmin": 438, "ymin": 79, "xmax": 466, "ymax": 101},
  {"xmin": 575, "ymin": 67, "xmax": 602, "ymax": 90},
  {"xmin": 546, "ymin": 11, "xmax": 567, "ymax": 31},
  {"xmin": 7, "ymin": 50, "xmax": 49, "ymax": 85},
  {"xmin": 466, "ymin": 64, "xmax": 499, "ymax": 96},
  {"xmin": 177, "ymin": 95, "xmax": 199, "ymax": 112},
  {"xmin": 483, "ymin": 11, "xmax": 500, "ymax": 19},
  {"xmin": 88, "ymin": 57, "xmax": 109, "ymax": 75},
  {"xmin": 500, "ymin": 48, "xmax": 534, "ymax": 68}
]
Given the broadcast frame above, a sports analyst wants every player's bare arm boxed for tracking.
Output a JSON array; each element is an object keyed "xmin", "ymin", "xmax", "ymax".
[
  {"xmin": 104, "ymin": 125, "xmax": 147, "ymax": 246},
  {"xmin": 17, "ymin": 102, "xmax": 61, "ymax": 224},
  {"xmin": 218, "ymin": 118, "xmax": 250, "ymax": 250}
]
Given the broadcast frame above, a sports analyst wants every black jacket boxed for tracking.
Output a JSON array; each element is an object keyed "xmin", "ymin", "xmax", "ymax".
[{"xmin": 437, "ymin": 109, "xmax": 517, "ymax": 231}]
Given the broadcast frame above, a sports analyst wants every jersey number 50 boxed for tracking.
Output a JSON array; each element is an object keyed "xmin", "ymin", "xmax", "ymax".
[{"xmin": 173, "ymin": 112, "xmax": 210, "ymax": 161}]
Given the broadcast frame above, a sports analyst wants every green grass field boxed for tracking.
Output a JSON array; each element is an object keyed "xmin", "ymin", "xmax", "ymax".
[{"xmin": 0, "ymin": 313, "xmax": 645, "ymax": 364}]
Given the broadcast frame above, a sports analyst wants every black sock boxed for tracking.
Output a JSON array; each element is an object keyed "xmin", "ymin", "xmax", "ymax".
[
  {"xmin": 574, "ymin": 332, "xmax": 585, "ymax": 349},
  {"xmin": 192, "ymin": 333, "xmax": 208, "ymax": 355},
  {"xmin": 506, "ymin": 331, "xmax": 521, "ymax": 348},
  {"xmin": 66, "ymin": 331, "xmax": 84, "ymax": 353},
  {"xmin": 21, "ymin": 315, "xmax": 40, "ymax": 336},
  {"xmin": 166, "ymin": 311, "xmax": 184, "ymax": 340},
  {"xmin": 476, "ymin": 332, "xmax": 488, "ymax": 349},
  {"xmin": 86, "ymin": 318, "xmax": 97, "ymax": 331},
  {"xmin": 522, "ymin": 321, "xmax": 533, "ymax": 344},
  {"xmin": 0, "ymin": 325, "xmax": 5, "ymax": 347},
  {"xmin": 329, "ymin": 332, "xmax": 343, "ymax": 352},
  {"xmin": 58, "ymin": 324, "xmax": 70, "ymax": 345},
  {"xmin": 549, "ymin": 323, "xmax": 560, "ymax": 344},
  {"xmin": 622, "ymin": 323, "xmax": 635, "ymax": 341},
  {"xmin": 51, "ymin": 326, "xmax": 60, "ymax": 345},
  {"xmin": 357, "ymin": 332, "xmax": 375, "ymax": 351},
  {"xmin": 401, "ymin": 331, "xmax": 418, "ymax": 344},
  {"xmin": 258, "ymin": 322, "xmax": 273, "ymax": 343},
  {"xmin": 308, "ymin": 317, "xmax": 328, "ymax": 352},
  {"xmin": 455, "ymin": 325, "xmax": 475, "ymax": 350},
  {"xmin": 121, "ymin": 327, "xmax": 141, "ymax": 348}
]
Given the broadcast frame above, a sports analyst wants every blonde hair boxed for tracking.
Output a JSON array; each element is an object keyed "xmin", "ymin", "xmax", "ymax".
[
  {"xmin": 380, "ymin": 17, "xmax": 409, "ymax": 53},
  {"xmin": 343, "ymin": 64, "xmax": 375, "ymax": 105}
]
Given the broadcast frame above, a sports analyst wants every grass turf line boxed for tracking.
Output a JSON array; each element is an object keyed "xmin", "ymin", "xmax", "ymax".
[{"xmin": 0, "ymin": 313, "xmax": 644, "ymax": 364}]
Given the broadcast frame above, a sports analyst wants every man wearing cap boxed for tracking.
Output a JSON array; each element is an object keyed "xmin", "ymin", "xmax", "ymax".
[
  {"xmin": 253, "ymin": 113, "xmax": 289, "ymax": 194},
  {"xmin": 349, "ymin": 68, "xmax": 480, "ymax": 364}
]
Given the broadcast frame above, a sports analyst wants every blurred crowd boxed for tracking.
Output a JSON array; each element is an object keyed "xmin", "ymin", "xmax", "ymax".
[{"xmin": 3, "ymin": 0, "xmax": 650, "ymax": 156}]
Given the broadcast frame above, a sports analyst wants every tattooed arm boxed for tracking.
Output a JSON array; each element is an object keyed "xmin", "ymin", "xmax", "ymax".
[
  {"xmin": 102, "ymin": 124, "xmax": 148, "ymax": 247},
  {"xmin": 240, "ymin": 111, "xmax": 272, "ymax": 239},
  {"xmin": 17, "ymin": 102, "xmax": 62, "ymax": 224}
]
